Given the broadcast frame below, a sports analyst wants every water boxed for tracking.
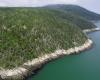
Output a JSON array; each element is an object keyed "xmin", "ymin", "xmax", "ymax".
[{"xmin": 28, "ymin": 21, "xmax": 100, "ymax": 80}]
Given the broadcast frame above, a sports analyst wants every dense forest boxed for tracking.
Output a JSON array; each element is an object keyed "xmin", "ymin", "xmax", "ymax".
[{"xmin": 0, "ymin": 5, "xmax": 100, "ymax": 69}]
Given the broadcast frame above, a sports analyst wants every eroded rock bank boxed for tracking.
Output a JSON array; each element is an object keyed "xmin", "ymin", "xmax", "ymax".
[{"xmin": 0, "ymin": 39, "xmax": 93, "ymax": 80}]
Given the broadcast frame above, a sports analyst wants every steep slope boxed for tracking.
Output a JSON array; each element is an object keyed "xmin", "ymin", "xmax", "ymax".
[
  {"xmin": 46, "ymin": 9, "xmax": 96, "ymax": 30},
  {"xmin": 45, "ymin": 4, "xmax": 100, "ymax": 20},
  {"xmin": 0, "ymin": 8, "xmax": 87, "ymax": 69}
]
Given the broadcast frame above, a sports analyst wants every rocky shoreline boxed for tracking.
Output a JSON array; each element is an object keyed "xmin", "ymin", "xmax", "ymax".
[
  {"xmin": 0, "ymin": 38, "xmax": 93, "ymax": 80},
  {"xmin": 1, "ymin": 28, "xmax": 100, "ymax": 80},
  {"xmin": 83, "ymin": 28, "xmax": 100, "ymax": 33}
]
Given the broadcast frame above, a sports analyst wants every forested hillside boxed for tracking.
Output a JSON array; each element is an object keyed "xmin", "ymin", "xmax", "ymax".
[{"xmin": 0, "ymin": 8, "xmax": 88, "ymax": 69}]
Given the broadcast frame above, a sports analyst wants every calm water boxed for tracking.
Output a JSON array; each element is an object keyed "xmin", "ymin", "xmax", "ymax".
[{"xmin": 28, "ymin": 21, "xmax": 100, "ymax": 80}]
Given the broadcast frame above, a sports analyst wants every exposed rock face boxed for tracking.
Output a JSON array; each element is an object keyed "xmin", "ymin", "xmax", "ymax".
[
  {"xmin": 83, "ymin": 28, "xmax": 100, "ymax": 33},
  {"xmin": 0, "ymin": 39, "xmax": 93, "ymax": 80}
]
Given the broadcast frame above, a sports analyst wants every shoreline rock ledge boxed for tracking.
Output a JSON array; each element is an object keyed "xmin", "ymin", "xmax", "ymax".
[
  {"xmin": 0, "ymin": 39, "xmax": 93, "ymax": 80},
  {"xmin": 83, "ymin": 28, "xmax": 100, "ymax": 33}
]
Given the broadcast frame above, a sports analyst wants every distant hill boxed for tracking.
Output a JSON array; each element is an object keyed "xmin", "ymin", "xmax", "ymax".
[
  {"xmin": 0, "ymin": 8, "xmax": 87, "ymax": 69},
  {"xmin": 44, "ymin": 9, "xmax": 96, "ymax": 30},
  {"xmin": 45, "ymin": 4, "xmax": 100, "ymax": 20}
]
